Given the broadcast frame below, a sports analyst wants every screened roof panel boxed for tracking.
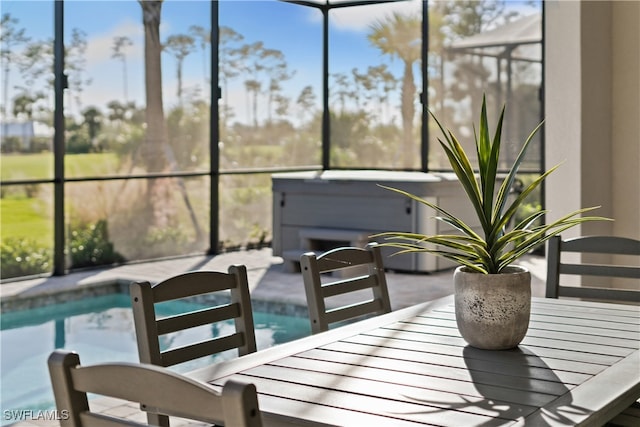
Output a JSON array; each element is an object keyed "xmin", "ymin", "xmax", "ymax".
[
  {"xmin": 448, "ymin": 13, "xmax": 541, "ymax": 62},
  {"xmin": 282, "ymin": 0, "xmax": 408, "ymax": 9}
]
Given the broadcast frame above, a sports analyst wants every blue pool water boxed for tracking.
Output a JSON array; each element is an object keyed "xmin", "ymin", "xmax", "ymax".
[{"xmin": 0, "ymin": 293, "xmax": 311, "ymax": 424}]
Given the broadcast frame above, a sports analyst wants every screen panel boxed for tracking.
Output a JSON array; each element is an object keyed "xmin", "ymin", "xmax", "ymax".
[
  {"xmin": 426, "ymin": 0, "xmax": 542, "ymax": 173},
  {"xmin": 329, "ymin": 0, "xmax": 422, "ymax": 170},
  {"xmin": 220, "ymin": 0, "xmax": 322, "ymax": 170},
  {"xmin": 62, "ymin": 0, "xmax": 211, "ymax": 177},
  {"xmin": 65, "ymin": 176, "xmax": 209, "ymax": 268}
]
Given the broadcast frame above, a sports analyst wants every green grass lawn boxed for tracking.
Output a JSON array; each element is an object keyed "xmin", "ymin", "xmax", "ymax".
[
  {"xmin": 1, "ymin": 151, "xmax": 273, "ymax": 248},
  {"xmin": 1, "ymin": 152, "xmax": 121, "ymax": 180},
  {"xmin": 0, "ymin": 197, "xmax": 52, "ymax": 246},
  {"xmin": 1, "ymin": 152, "xmax": 119, "ymax": 245}
]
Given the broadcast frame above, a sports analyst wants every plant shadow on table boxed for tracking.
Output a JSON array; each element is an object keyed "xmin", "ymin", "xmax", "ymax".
[{"xmin": 404, "ymin": 346, "xmax": 591, "ymax": 426}]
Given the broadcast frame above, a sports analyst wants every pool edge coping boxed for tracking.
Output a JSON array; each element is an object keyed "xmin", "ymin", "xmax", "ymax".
[
  {"xmin": 0, "ymin": 276, "xmax": 310, "ymax": 318},
  {"xmin": 0, "ymin": 278, "xmax": 131, "ymax": 313}
]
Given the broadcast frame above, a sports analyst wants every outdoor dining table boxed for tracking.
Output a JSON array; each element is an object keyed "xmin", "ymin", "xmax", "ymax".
[{"xmin": 188, "ymin": 295, "xmax": 640, "ymax": 426}]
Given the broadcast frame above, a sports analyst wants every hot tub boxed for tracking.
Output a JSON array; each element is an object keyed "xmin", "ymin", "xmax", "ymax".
[{"xmin": 272, "ymin": 170, "xmax": 481, "ymax": 273}]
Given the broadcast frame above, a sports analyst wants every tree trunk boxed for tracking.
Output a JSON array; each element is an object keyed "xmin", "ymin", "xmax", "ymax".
[
  {"xmin": 176, "ymin": 59, "xmax": 183, "ymax": 105},
  {"xmin": 140, "ymin": 0, "xmax": 172, "ymax": 228},
  {"xmin": 139, "ymin": 0, "xmax": 202, "ymax": 241},
  {"xmin": 401, "ymin": 60, "xmax": 416, "ymax": 168}
]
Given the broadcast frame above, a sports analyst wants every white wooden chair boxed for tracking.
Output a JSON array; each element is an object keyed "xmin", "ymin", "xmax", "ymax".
[
  {"xmin": 130, "ymin": 265, "xmax": 257, "ymax": 426},
  {"xmin": 545, "ymin": 235, "xmax": 640, "ymax": 302},
  {"xmin": 48, "ymin": 350, "xmax": 262, "ymax": 427},
  {"xmin": 300, "ymin": 242, "xmax": 392, "ymax": 334}
]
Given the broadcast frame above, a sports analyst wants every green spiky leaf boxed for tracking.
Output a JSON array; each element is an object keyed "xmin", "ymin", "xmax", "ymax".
[{"xmin": 378, "ymin": 96, "xmax": 610, "ymax": 274}]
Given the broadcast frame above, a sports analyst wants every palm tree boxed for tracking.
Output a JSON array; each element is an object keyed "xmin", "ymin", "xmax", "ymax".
[
  {"xmin": 244, "ymin": 79, "xmax": 261, "ymax": 127},
  {"xmin": 107, "ymin": 100, "xmax": 127, "ymax": 123},
  {"xmin": 66, "ymin": 28, "xmax": 91, "ymax": 113},
  {"xmin": 19, "ymin": 40, "xmax": 54, "ymax": 96},
  {"xmin": 12, "ymin": 91, "xmax": 43, "ymax": 148},
  {"xmin": 296, "ymin": 85, "xmax": 316, "ymax": 125},
  {"xmin": 239, "ymin": 41, "xmax": 265, "ymax": 127},
  {"xmin": 219, "ymin": 26, "xmax": 244, "ymax": 129},
  {"xmin": 138, "ymin": 0, "xmax": 171, "ymax": 224},
  {"xmin": 331, "ymin": 72, "xmax": 350, "ymax": 114},
  {"xmin": 373, "ymin": 64, "xmax": 398, "ymax": 123},
  {"xmin": 260, "ymin": 48, "xmax": 293, "ymax": 124},
  {"xmin": 12, "ymin": 92, "xmax": 44, "ymax": 121},
  {"xmin": 188, "ymin": 25, "xmax": 209, "ymax": 84},
  {"xmin": 138, "ymin": 0, "xmax": 202, "ymax": 241},
  {"xmin": 368, "ymin": 12, "xmax": 421, "ymax": 168},
  {"xmin": 81, "ymin": 106, "xmax": 102, "ymax": 148},
  {"xmin": 164, "ymin": 34, "xmax": 195, "ymax": 106},
  {"xmin": 1, "ymin": 14, "xmax": 30, "ymax": 121},
  {"xmin": 111, "ymin": 36, "xmax": 133, "ymax": 101}
]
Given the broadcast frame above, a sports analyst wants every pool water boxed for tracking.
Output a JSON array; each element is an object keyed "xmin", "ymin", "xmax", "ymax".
[{"xmin": 0, "ymin": 293, "xmax": 311, "ymax": 423}]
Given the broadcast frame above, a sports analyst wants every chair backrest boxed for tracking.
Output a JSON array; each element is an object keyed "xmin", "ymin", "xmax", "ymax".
[
  {"xmin": 546, "ymin": 235, "xmax": 640, "ymax": 302},
  {"xmin": 48, "ymin": 350, "xmax": 262, "ymax": 427},
  {"xmin": 300, "ymin": 242, "xmax": 392, "ymax": 334},
  {"xmin": 130, "ymin": 265, "xmax": 257, "ymax": 369}
]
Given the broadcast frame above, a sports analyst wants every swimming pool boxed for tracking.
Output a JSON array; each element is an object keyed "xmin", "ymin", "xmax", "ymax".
[{"xmin": 0, "ymin": 293, "xmax": 311, "ymax": 425}]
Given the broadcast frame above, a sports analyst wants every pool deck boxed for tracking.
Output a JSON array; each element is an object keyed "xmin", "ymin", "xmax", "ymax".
[{"xmin": 1, "ymin": 248, "xmax": 547, "ymax": 427}]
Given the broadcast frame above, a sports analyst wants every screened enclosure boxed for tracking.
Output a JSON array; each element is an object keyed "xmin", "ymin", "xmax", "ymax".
[{"xmin": 0, "ymin": 0, "xmax": 543, "ymax": 279}]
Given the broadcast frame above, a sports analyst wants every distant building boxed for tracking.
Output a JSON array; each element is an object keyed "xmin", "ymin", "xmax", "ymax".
[{"xmin": 0, "ymin": 121, "xmax": 53, "ymax": 151}]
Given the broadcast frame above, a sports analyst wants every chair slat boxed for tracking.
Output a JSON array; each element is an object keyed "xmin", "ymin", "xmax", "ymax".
[
  {"xmin": 130, "ymin": 265, "xmax": 257, "ymax": 426},
  {"xmin": 71, "ymin": 363, "xmax": 225, "ymax": 418},
  {"xmin": 151, "ymin": 271, "xmax": 238, "ymax": 302},
  {"xmin": 160, "ymin": 333, "xmax": 245, "ymax": 367},
  {"xmin": 325, "ymin": 300, "xmax": 384, "ymax": 325},
  {"xmin": 79, "ymin": 412, "xmax": 140, "ymax": 427},
  {"xmin": 48, "ymin": 350, "xmax": 262, "ymax": 427},
  {"xmin": 156, "ymin": 303, "xmax": 240, "ymax": 335},
  {"xmin": 316, "ymin": 248, "xmax": 376, "ymax": 272},
  {"xmin": 546, "ymin": 235, "xmax": 640, "ymax": 303},
  {"xmin": 561, "ymin": 263, "xmax": 640, "ymax": 279},
  {"xmin": 301, "ymin": 243, "xmax": 392, "ymax": 334},
  {"xmin": 558, "ymin": 286, "xmax": 640, "ymax": 302},
  {"xmin": 321, "ymin": 275, "xmax": 378, "ymax": 298},
  {"xmin": 561, "ymin": 235, "xmax": 640, "ymax": 254}
]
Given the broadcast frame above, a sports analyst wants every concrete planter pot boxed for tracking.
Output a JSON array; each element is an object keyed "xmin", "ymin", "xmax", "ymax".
[{"xmin": 454, "ymin": 265, "xmax": 531, "ymax": 350}]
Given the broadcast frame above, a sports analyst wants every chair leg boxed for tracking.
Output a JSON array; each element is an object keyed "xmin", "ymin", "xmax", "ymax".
[{"xmin": 147, "ymin": 412, "xmax": 170, "ymax": 427}]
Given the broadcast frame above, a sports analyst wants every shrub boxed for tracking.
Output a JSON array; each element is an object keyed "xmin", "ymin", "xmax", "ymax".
[
  {"xmin": 141, "ymin": 226, "xmax": 193, "ymax": 259},
  {"xmin": 1, "ymin": 137, "xmax": 23, "ymax": 153},
  {"xmin": 66, "ymin": 133, "xmax": 92, "ymax": 154},
  {"xmin": 69, "ymin": 220, "xmax": 125, "ymax": 268},
  {"xmin": 0, "ymin": 238, "xmax": 52, "ymax": 279}
]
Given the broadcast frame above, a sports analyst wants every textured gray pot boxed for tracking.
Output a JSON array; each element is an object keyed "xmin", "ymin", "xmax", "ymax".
[{"xmin": 454, "ymin": 265, "xmax": 531, "ymax": 350}]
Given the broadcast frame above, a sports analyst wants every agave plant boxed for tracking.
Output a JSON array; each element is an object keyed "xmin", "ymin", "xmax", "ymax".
[{"xmin": 375, "ymin": 96, "xmax": 609, "ymax": 274}]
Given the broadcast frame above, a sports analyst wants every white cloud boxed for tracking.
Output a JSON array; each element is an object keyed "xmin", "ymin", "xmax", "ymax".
[
  {"xmin": 85, "ymin": 19, "xmax": 143, "ymax": 67},
  {"xmin": 306, "ymin": 0, "xmax": 421, "ymax": 33}
]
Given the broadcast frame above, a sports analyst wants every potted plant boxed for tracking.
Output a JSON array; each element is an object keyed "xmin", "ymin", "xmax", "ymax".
[{"xmin": 374, "ymin": 96, "xmax": 608, "ymax": 350}]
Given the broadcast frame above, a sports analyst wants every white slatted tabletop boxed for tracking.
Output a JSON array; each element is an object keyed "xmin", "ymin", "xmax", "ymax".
[{"xmin": 188, "ymin": 296, "xmax": 640, "ymax": 426}]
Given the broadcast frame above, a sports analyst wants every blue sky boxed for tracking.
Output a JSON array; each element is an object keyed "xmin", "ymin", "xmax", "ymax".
[
  {"xmin": 2, "ymin": 0, "xmax": 422, "ymax": 122},
  {"xmin": 2, "ymin": 0, "xmax": 537, "ymax": 124}
]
